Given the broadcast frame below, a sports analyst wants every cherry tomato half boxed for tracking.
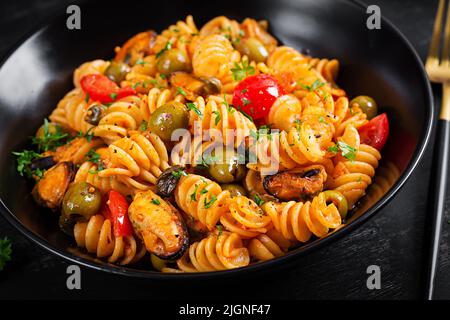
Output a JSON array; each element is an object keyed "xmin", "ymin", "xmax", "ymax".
[
  {"xmin": 103, "ymin": 190, "xmax": 133, "ymax": 237},
  {"xmin": 80, "ymin": 74, "xmax": 135, "ymax": 104},
  {"xmin": 232, "ymin": 74, "xmax": 285, "ymax": 120},
  {"xmin": 358, "ymin": 113, "xmax": 389, "ymax": 150}
]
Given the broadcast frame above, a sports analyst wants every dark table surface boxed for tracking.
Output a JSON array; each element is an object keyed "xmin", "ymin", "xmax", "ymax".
[{"xmin": 0, "ymin": 0, "xmax": 447, "ymax": 300}]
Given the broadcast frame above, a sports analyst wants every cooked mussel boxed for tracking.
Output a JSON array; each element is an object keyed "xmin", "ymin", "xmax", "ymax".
[
  {"xmin": 156, "ymin": 165, "xmax": 185, "ymax": 197},
  {"xmin": 263, "ymin": 165, "xmax": 327, "ymax": 201},
  {"xmin": 30, "ymin": 156, "xmax": 56, "ymax": 171},
  {"xmin": 128, "ymin": 190, "xmax": 188, "ymax": 260},
  {"xmin": 32, "ymin": 162, "xmax": 75, "ymax": 210}
]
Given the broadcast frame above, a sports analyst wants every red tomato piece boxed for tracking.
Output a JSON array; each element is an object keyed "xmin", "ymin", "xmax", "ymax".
[
  {"xmin": 80, "ymin": 74, "xmax": 135, "ymax": 104},
  {"xmin": 358, "ymin": 113, "xmax": 390, "ymax": 150},
  {"xmin": 232, "ymin": 74, "xmax": 285, "ymax": 120},
  {"xmin": 106, "ymin": 190, "xmax": 133, "ymax": 237}
]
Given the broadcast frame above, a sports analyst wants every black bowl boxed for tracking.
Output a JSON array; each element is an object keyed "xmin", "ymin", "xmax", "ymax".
[{"xmin": 0, "ymin": 0, "xmax": 433, "ymax": 278}]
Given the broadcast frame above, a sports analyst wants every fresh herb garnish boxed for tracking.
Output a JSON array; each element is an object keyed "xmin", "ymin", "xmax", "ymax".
[
  {"xmin": 242, "ymin": 98, "xmax": 251, "ymax": 106},
  {"xmin": 222, "ymin": 94, "xmax": 235, "ymax": 113},
  {"xmin": 176, "ymin": 87, "xmax": 187, "ymax": 97},
  {"xmin": 172, "ymin": 169, "xmax": 188, "ymax": 179},
  {"xmin": 0, "ymin": 237, "xmax": 12, "ymax": 271},
  {"xmin": 139, "ymin": 120, "xmax": 148, "ymax": 131},
  {"xmin": 151, "ymin": 198, "xmax": 161, "ymax": 205},
  {"xmin": 32, "ymin": 119, "xmax": 70, "ymax": 152},
  {"xmin": 86, "ymin": 148, "xmax": 104, "ymax": 171},
  {"xmin": 203, "ymin": 194, "xmax": 217, "ymax": 209},
  {"xmin": 216, "ymin": 224, "xmax": 223, "ymax": 237},
  {"xmin": 110, "ymin": 92, "xmax": 118, "ymax": 101},
  {"xmin": 156, "ymin": 40, "xmax": 173, "ymax": 58},
  {"xmin": 135, "ymin": 59, "xmax": 147, "ymax": 65},
  {"xmin": 213, "ymin": 110, "xmax": 221, "ymax": 125},
  {"xmin": 12, "ymin": 150, "xmax": 43, "ymax": 179},
  {"xmin": 77, "ymin": 127, "xmax": 95, "ymax": 142},
  {"xmin": 231, "ymin": 60, "xmax": 255, "ymax": 81},
  {"xmin": 186, "ymin": 102, "xmax": 203, "ymax": 119},
  {"xmin": 327, "ymin": 141, "xmax": 357, "ymax": 162},
  {"xmin": 237, "ymin": 106, "xmax": 253, "ymax": 122},
  {"xmin": 318, "ymin": 116, "xmax": 326, "ymax": 124},
  {"xmin": 190, "ymin": 184, "xmax": 199, "ymax": 202},
  {"xmin": 254, "ymin": 194, "xmax": 265, "ymax": 206},
  {"xmin": 301, "ymin": 79, "xmax": 326, "ymax": 92},
  {"xmin": 294, "ymin": 119, "xmax": 302, "ymax": 131},
  {"xmin": 84, "ymin": 93, "xmax": 90, "ymax": 103}
]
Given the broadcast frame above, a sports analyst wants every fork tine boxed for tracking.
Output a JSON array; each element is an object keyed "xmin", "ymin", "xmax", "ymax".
[
  {"xmin": 442, "ymin": 1, "xmax": 450, "ymax": 66},
  {"xmin": 427, "ymin": 0, "xmax": 445, "ymax": 67}
]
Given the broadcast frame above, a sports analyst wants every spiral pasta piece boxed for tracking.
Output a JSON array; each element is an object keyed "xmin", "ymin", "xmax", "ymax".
[
  {"xmin": 240, "ymin": 18, "xmax": 278, "ymax": 53},
  {"xmin": 262, "ymin": 191, "xmax": 343, "ymax": 241},
  {"xmin": 192, "ymin": 34, "xmax": 240, "ymax": 81},
  {"xmin": 49, "ymin": 88, "xmax": 92, "ymax": 133},
  {"xmin": 220, "ymin": 196, "xmax": 272, "ymax": 238},
  {"xmin": 175, "ymin": 231, "xmax": 250, "ymax": 272},
  {"xmin": 267, "ymin": 94, "xmax": 302, "ymax": 132},
  {"xmin": 330, "ymin": 144, "xmax": 381, "ymax": 208},
  {"xmin": 98, "ymin": 131, "xmax": 170, "ymax": 189},
  {"xmin": 307, "ymin": 57, "xmax": 340, "ymax": 86},
  {"xmin": 175, "ymin": 174, "xmax": 230, "ymax": 230},
  {"xmin": 74, "ymin": 215, "xmax": 146, "ymax": 265},
  {"xmin": 248, "ymin": 229, "xmax": 291, "ymax": 261}
]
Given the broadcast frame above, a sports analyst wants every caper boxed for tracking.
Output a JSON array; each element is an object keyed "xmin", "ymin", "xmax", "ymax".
[
  {"xmin": 323, "ymin": 190, "xmax": 348, "ymax": 218},
  {"xmin": 156, "ymin": 49, "xmax": 191, "ymax": 75},
  {"xmin": 207, "ymin": 148, "xmax": 247, "ymax": 184},
  {"xmin": 84, "ymin": 104, "xmax": 105, "ymax": 125},
  {"xmin": 148, "ymin": 102, "xmax": 189, "ymax": 142},
  {"xmin": 221, "ymin": 184, "xmax": 247, "ymax": 197},
  {"xmin": 235, "ymin": 38, "xmax": 268, "ymax": 63},
  {"xmin": 199, "ymin": 77, "xmax": 222, "ymax": 96},
  {"xmin": 350, "ymin": 95, "xmax": 378, "ymax": 120},
  {"xmin": 104, "ymin": 61, "xmax": 130, "ymax": 84},
  {"xmin": 62, "ymin": 182, "xmax": 101, "ymax": 220},
  {"xmin": 36, "ymin": 122, "xmax": 63, "ymax": 139}
]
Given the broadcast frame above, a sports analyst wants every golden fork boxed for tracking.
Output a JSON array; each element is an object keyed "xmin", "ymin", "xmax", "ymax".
[{"xmin": 424, "ymin": 0, "xmax": 450, "ymax": 300}]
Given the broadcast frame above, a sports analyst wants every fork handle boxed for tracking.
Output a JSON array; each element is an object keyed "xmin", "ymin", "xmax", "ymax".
[{"xmin": 425, "ymin": 83, "xmax": 450, "ymax": 300}]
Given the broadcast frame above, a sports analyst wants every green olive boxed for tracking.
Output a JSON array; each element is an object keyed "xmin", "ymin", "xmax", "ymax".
[
  {"xmin": 62, "ymin": 182, "xmax": 102, "ymax": 220},
  {"xmin": 156, "ymin": 49, "xmax": 191, "ymax": 75},
  {"xmin": 148, "ymin": 102, "xmax": 189, "ymax": 142},
  {"xmin": 221, "ymin": 184, "xmax": 247, "ymax": 197},
  {"xmin": 350, "ymin": 95, "xmax": 378, "ymax": 120},
  {"xmin": 323, "ymin": 190, "xmax": 348, "ymax": 219},
  {"xmin": 104, "ymin": 62, "xmax": 129, "ymax": 84},
  {"xmin": 207, "ymin": 148, "xmax": 247, "ymax": 184},
  {"xmin": 235, "ymin": 38, "xmax": 268, "ymax": 63},
  {"xmin": 36, "ymin": 122, "xmax": 63, "ymax": 139}
]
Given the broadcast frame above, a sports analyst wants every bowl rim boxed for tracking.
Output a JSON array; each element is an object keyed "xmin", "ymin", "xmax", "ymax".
[{"xmin": 0, "ymin": 0, "xmax": 435, "ymax": 279}]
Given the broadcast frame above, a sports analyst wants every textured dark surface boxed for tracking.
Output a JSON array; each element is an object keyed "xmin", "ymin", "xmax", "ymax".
[{"xmin": 0, "ymin": 0, "xmax": 446, "ymax": 299}]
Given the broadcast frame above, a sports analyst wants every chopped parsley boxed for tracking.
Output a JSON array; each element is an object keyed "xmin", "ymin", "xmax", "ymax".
[
  {"xmin": 110, "ymin": 92, "xmax": 118, "ymax": 101},
  {"xmin": 213, "ymin": 110, "xmax": 221, "ymax": 125},
  {"xmin": 135, "ymin": 59, "xmax": 148, "ymax": 65},
  {"xmin": 151, "ymin": 198, "xmax": 161, "ymax": 205},
  {"xmin": 86, "ymin": 148, "xmax": 104, "ymax": 171},
  {"xmin": 0, "ymin": 237, "xmax": 12, "ymax": 271},
  {"xmin": 294, "ymin": 119, "xmax": 302, "ymax": 131},
  {"xmin": 176, "ymin": 87, "xmax": 187, "ymax": 97},
  {"xmin": 242, "ymin": 98, "xmax": 251, "ymax": 106},
  {"xmin": 156, "ymin": 40, "xmax": 173, "ymax": 58},
  {"xmin": 203, "ymin": 194, "xmax": 217, "ymax": 209},
  {"xmin": 222, "ymin": 94, "xmax": 235, "ymax": 113},
  {"xmin": 186, "ymin": 102, "xmax": 203, "ymax": 119},
  {"xmin": 84, "ymin": 93, "xmax": 90, "ymax": 103},
  {"xmin": 254, "ymin": 194, "xmax": 265, "ymax": 206},
  {"xmin": 139, "ymin": 120, "xmax": 148, "ymax": 131},
  {"xmin": 231, "ymin": 60, "xmax": 255, "ymax": 81},
  {"xmin": 12, "ymin": 150, "xmax": 43, "ymax": 179},
  {"xmin": 77, "ymin": 127, "xmax": 95, "ymax": 142},
  {"xmin": 301, "ymin": 80, "xmax": 326, "ymax": 92},
  {"xmin": 237, "ymin": 106, "xmax": 253, "ymax": 122},
  {"xmin": 32, "ymin": 119, "xmax": 70, "ymax": 152},
  {"xmin": 216, "ymin": 224, "xmax": 223, "ymax": 237},
  {"xmin": 172, "ymin": 169, "xmax": 188, "ymax": 178},
  {"xmin": 190, "ymin": 184, "xmax": 199, "ymax": 202},
  {"xmin": 327, "ymin": 141, "xmax": 357, "ymax": 162},
  {"xmin": 318, "ymin": 116, "xmax": 326, "ymax": 124}
]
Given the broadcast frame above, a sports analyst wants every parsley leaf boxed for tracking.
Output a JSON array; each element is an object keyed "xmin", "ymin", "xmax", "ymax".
[
  {"xmin": 86, "ymin": 148, "xmax": 104, "ymax": 171},
  {"xmin": 327, "ymin": 141, "xmax": 357, "ymax": 162},
  {"xmin": 110, "ymin": 92, "xmax": 118, "ymax": 101},
  {"xmin": 139, "ymin": 120, "xmax": 148, "ymax": 131},
  {"xmin": 254, "ymin": 194, "xmax": 265, "ymax": 206},
  {"xmin": 203, "ymin": 194, "xmax": 217, "ymax": 209},
  {"xmin": 172, "ymin": 169, "xmax": 188, "ymax": 179},
  {"xmin": 231, "ymin": 60, "xmax": 255, "ymax": 81},
  {"xmin": 186, "ymin": 102, "xmax": 203, "ymax": 119},
  {"xmin": 222, "ymin": 94, "xmax": 235, "ymax": 113},
  {"xmin": 190, "ymin": 184, "xmax": 199, "ymax": 202},
  {"xmin": 32, "ymin": 119, "xmax": 70, "ymax": 152},
  {"xmin": 176, "ymin": 87, "xmax": 187, "ymax": 97},
  {"xmin": 237, "ymin": 106, "xmax": 253, "ymax": 122},
  {"xmin": 216, "ymin": 224, "xmax": 223, "ymax": 237},
  {"xmin": 12, "ymin": 150, "xmax": 43, "ymax": 179},
  {"xmin": 0, "ymin": 237, "xmax": 12, "ymax": 271},
  {"xmin": 301, "ymin": 80, "xmax": 326, "ymax": 92},
  {"xmin": 213, "ymin": 110, "xmax": 221, "ymax": 125},
  {"xmin": 151, "ymin": 198, "xmax": 161, "ymax": 205},
  {"xmin": 156, "ymin": 40, "xmax": 173, "ymax": 58}
]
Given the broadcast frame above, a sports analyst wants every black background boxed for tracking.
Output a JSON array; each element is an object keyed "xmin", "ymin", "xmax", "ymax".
[{"xmin": 0, "ymin": 0, "xmax": 447, "ymax": 300}]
